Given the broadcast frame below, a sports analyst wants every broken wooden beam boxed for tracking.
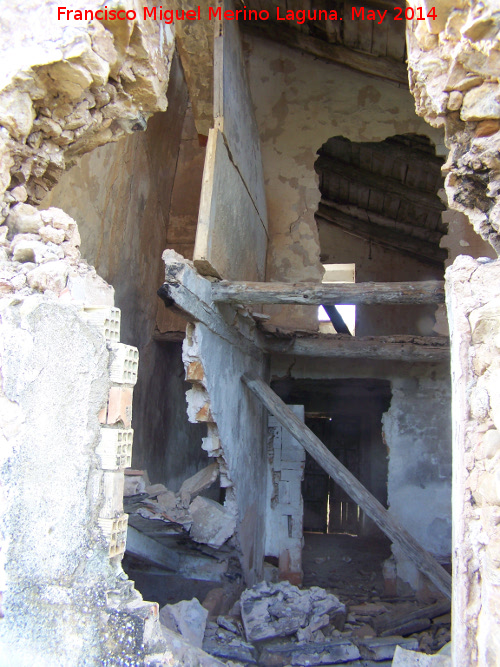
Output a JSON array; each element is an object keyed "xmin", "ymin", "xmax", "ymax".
[
  {"xmin": 373, "ymin": 599, "xmax": 451, "ymax": 637},
  {"xmin": 317, "ymin": 204, "xmax": 447, "ymax": 267},
  {"xmin": 212, "ymin": 280, "xmax": 445, "ymax": 306},
  {"xmin": 315, "ymin": 155, "xmax": 445, "ymax": 213},
  {"xmin": 126, "ymin": 526, "xmax": 180, "ymax": 571},
  {"xmin": 262, "ymin": 333, "xmax": 449, "ymax": 362},
  {"xmin": 158, "ymin": 249, "xmax": 262, "ymax": 360},
  {"xmin": 241, "ymin": 372, "xmax": 452, "ymax": 600}
]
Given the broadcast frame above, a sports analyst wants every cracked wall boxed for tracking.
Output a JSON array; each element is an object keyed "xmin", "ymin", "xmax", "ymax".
[{"xmin": 244, "ymin": 33, "xmax": 445, "ymax": 331}]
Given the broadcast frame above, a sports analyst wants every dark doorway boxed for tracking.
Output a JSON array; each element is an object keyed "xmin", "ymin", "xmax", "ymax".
[{"xmin": 272, "ymin": 378, "xmax": 392, "ymax": 536}]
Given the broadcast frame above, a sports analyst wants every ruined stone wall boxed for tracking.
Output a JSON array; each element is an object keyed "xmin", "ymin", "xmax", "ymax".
[
  {"xmin": 446, "ymin": 256, "xmax": 500, "ymax": 666},
  {"xmin": 406, "ymin": 2, "xmax": 500, "ymax": 660},
  {"xmin": 244, "ymin": 34, "xmax": 444, "ymax": 331},
  {"xmin": 0, "ymin": 3, "xmax": 218, "ymax": 662}
]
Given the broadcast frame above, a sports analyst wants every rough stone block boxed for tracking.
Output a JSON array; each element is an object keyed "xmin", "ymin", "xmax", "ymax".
[
  {"xmin": 6, "ymin": 203, "xmax": 42, "ymax": 234},
  {"xmin": 97, "ymin": 428, "xmax": 133, "ymax": 470},
  {"xmin": 189, "ymin": 496, "xmax": 236, "ymax": 548},
  {"xmin": 461, "ymin": 83, "xmax": 500, "ymax": 121},
  {"xmin": 124, "ymin": 474, "xmax": 146, "ymax": 496},
  {"xmin": 109, "ymin": 343, "xmax": 139, "ymax": 385},
  {"xmin": 186, "ymin": 360, "xmax": 205, "ymax": 382},
  {"xmin": 106, "ymin": 386, "xmax": 133, "ymax": 428},
  {"xmin": 159, "ymin": 597, "xmax": 208, "ymax": 648}
]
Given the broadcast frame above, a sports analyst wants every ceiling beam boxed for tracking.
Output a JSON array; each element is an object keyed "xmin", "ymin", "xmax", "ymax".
[
  {"xmin": 262, "ymin": 333, "xmax": 450, "ymax": 361},
  {"xmin": 239, "ymin": 20, "xmax": 408, "ymax": 86},
  {"xmin": 316, "ymin": 202, "xmax": 447, "ymax": 266},
  {"xmin": 315, "ymin": 154, "xmax": 446, "ymax": 213},
  {"xmin": 212, "ymin": 280, "xmax": 445, "ymax": 305},
  {"xmin": 322, "ymin": 199, "xmax": 444, "ymax": 243}
]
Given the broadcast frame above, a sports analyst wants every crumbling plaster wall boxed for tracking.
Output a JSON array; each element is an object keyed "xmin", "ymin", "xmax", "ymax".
[
  {"xmin": 244, "ymin": 34, "xmax": 445, "ymax": 331},
  {"xmin": 271, "ymin": 356, "xmax": 452, "ymax": 594},
  {"xmin": 183, "ymin": 321, "xmax": 269, "ymax": 586},
  {"xmin": 406, "ymin": 2, "xmax": 500, "ymax": 661}
]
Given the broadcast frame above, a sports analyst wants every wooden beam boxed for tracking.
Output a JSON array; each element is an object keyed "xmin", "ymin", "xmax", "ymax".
[
  {"xmin": 262, "ymin": 333, "xmax": 449, "ymax": 361},
  {"xmin": 321, "ymin": 199, "xmax": 444, "ymax": 243},
  {"xmin": 240, "ymin": 20, "xmax": 408, "ymax": 85},
  {"xmin": 315, "ymin": 155, "xmax": 445, "ymax": 213},
  {"xmin": 212, "ymin": 280, "xmax": 445, "ymax": 306},
  {"xmin": 126, "ymin": 526, "xmax": 180, "ymax": 571},
  {"xmin": 158, "ymin": 250, "xmax": 263, "ymax": 360},
  {"xmin": 317, "ymin": 203, "xmax": 447, "ymax": 266},
  {"xmin": 241, "ymin": 373, "xmax": 452, "ymax": 600}
]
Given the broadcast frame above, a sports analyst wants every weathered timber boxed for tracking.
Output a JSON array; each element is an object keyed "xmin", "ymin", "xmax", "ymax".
[
  {"xmin": 126, "ymin": 526, "xmax": 180, "ymax": 571},
  {"xmin": 241, "ymin": 373, "xmax": 452, "ymax": 600},
  {"xmin": 158, "ymin": 249, "xmax": 262, "ymax": 360},
  {"xmin": 374, "ymin": 599, "xmax": 451, "ymax": 636},
  {"xmin": 317, "ymin": 203, "xmax": 447, "ymax": 266},
  {"xmin": 212, "ymin": 280, "xmax": 445, "ymax": 306},
  {"xmin": 240, "ymin": 20, "xmax": 408, "ymax": 85},
  {"xmin": 321, "ymin": 199, "xmax": 445, "ymax": 241},
  {"xmin": 262, "ymin": 333, "xmax": 449, "ymax": 361},
  {"xmin": 315, "ymin": 155, "xmax": 445, "ymax": 212}
]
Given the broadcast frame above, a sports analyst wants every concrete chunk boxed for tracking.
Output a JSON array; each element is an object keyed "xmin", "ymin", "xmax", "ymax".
[
  {"xmin": 240, "ymin": 582, "xmax": 346, "ymax": 643},
  {"xmin": 180, "ymin": 463, "xmax": 219, "ymax": 504},
  {"xmin": 259, "ymin": 638, "xmax": 360, "ymax": 666},
  {"xmin": 189, "ymin": 496, "xmax": 236, "ymax": 548}
]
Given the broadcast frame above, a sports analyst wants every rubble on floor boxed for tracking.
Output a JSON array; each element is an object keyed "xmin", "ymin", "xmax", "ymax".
[
  {"xmin": 181, "ymin": 580, "xmax": 450, "ymax": 667},
  {"xmin": 124, "ymin": 463, "xmax": 235, "ymax": 549}
]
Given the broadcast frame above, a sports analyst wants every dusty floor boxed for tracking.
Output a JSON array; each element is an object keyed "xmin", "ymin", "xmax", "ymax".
[{"xmin": 302, "ymin": 532, "xmax": 392, "ymax": 601}]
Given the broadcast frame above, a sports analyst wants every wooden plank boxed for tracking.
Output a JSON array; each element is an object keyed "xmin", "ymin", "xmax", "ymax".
[
  {"xmin": 239, "ymin": 20, "xmax": 408, "ymax": 85},
  {"xmin": 212, "ymin": 280, "xmax": 445, "ymax": 305},
  {"xmin": 262, "ymin": 333, "xmax": 449, "ymax": 361},
  {"xmin": 241, "ymin": 373, "xmax": 452, "ymax": 600},
  {"xmin": 194, "ymin": 128, "xmax": 267, "ymax": 281},
  {"xmin": 214, "ymin": 0, "xmax": 267, "ymax": 228},
  {"xmin": 373, "ymin": 599, "xmax": 451, "ymax": 636},
  {"xmin": 126, "ymin": 526, "xmax": 181, "ymax": 571}
]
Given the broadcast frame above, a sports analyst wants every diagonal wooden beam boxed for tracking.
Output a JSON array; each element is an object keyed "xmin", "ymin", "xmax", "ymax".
[{"xmin": 242, "ymin": 372, "xmax": 452, "ymax": 600}]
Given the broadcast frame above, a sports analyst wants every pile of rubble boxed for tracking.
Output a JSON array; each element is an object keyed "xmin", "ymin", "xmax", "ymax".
[
  {"xmin": 156, "ymin": 581, "xmax": 451, "ymax": 667},
  {"xmin": 124, "ymin": 463, "xmax": 236, "ymax": 550}
]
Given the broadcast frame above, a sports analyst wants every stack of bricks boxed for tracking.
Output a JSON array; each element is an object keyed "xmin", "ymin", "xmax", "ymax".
[
  {"xmin": 268, "ymin": 407, "xmax": 306, "ymax": 586},
  {"xmin": 82, "ymin": 305, "xmax": 139, "ymax": 559}
]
